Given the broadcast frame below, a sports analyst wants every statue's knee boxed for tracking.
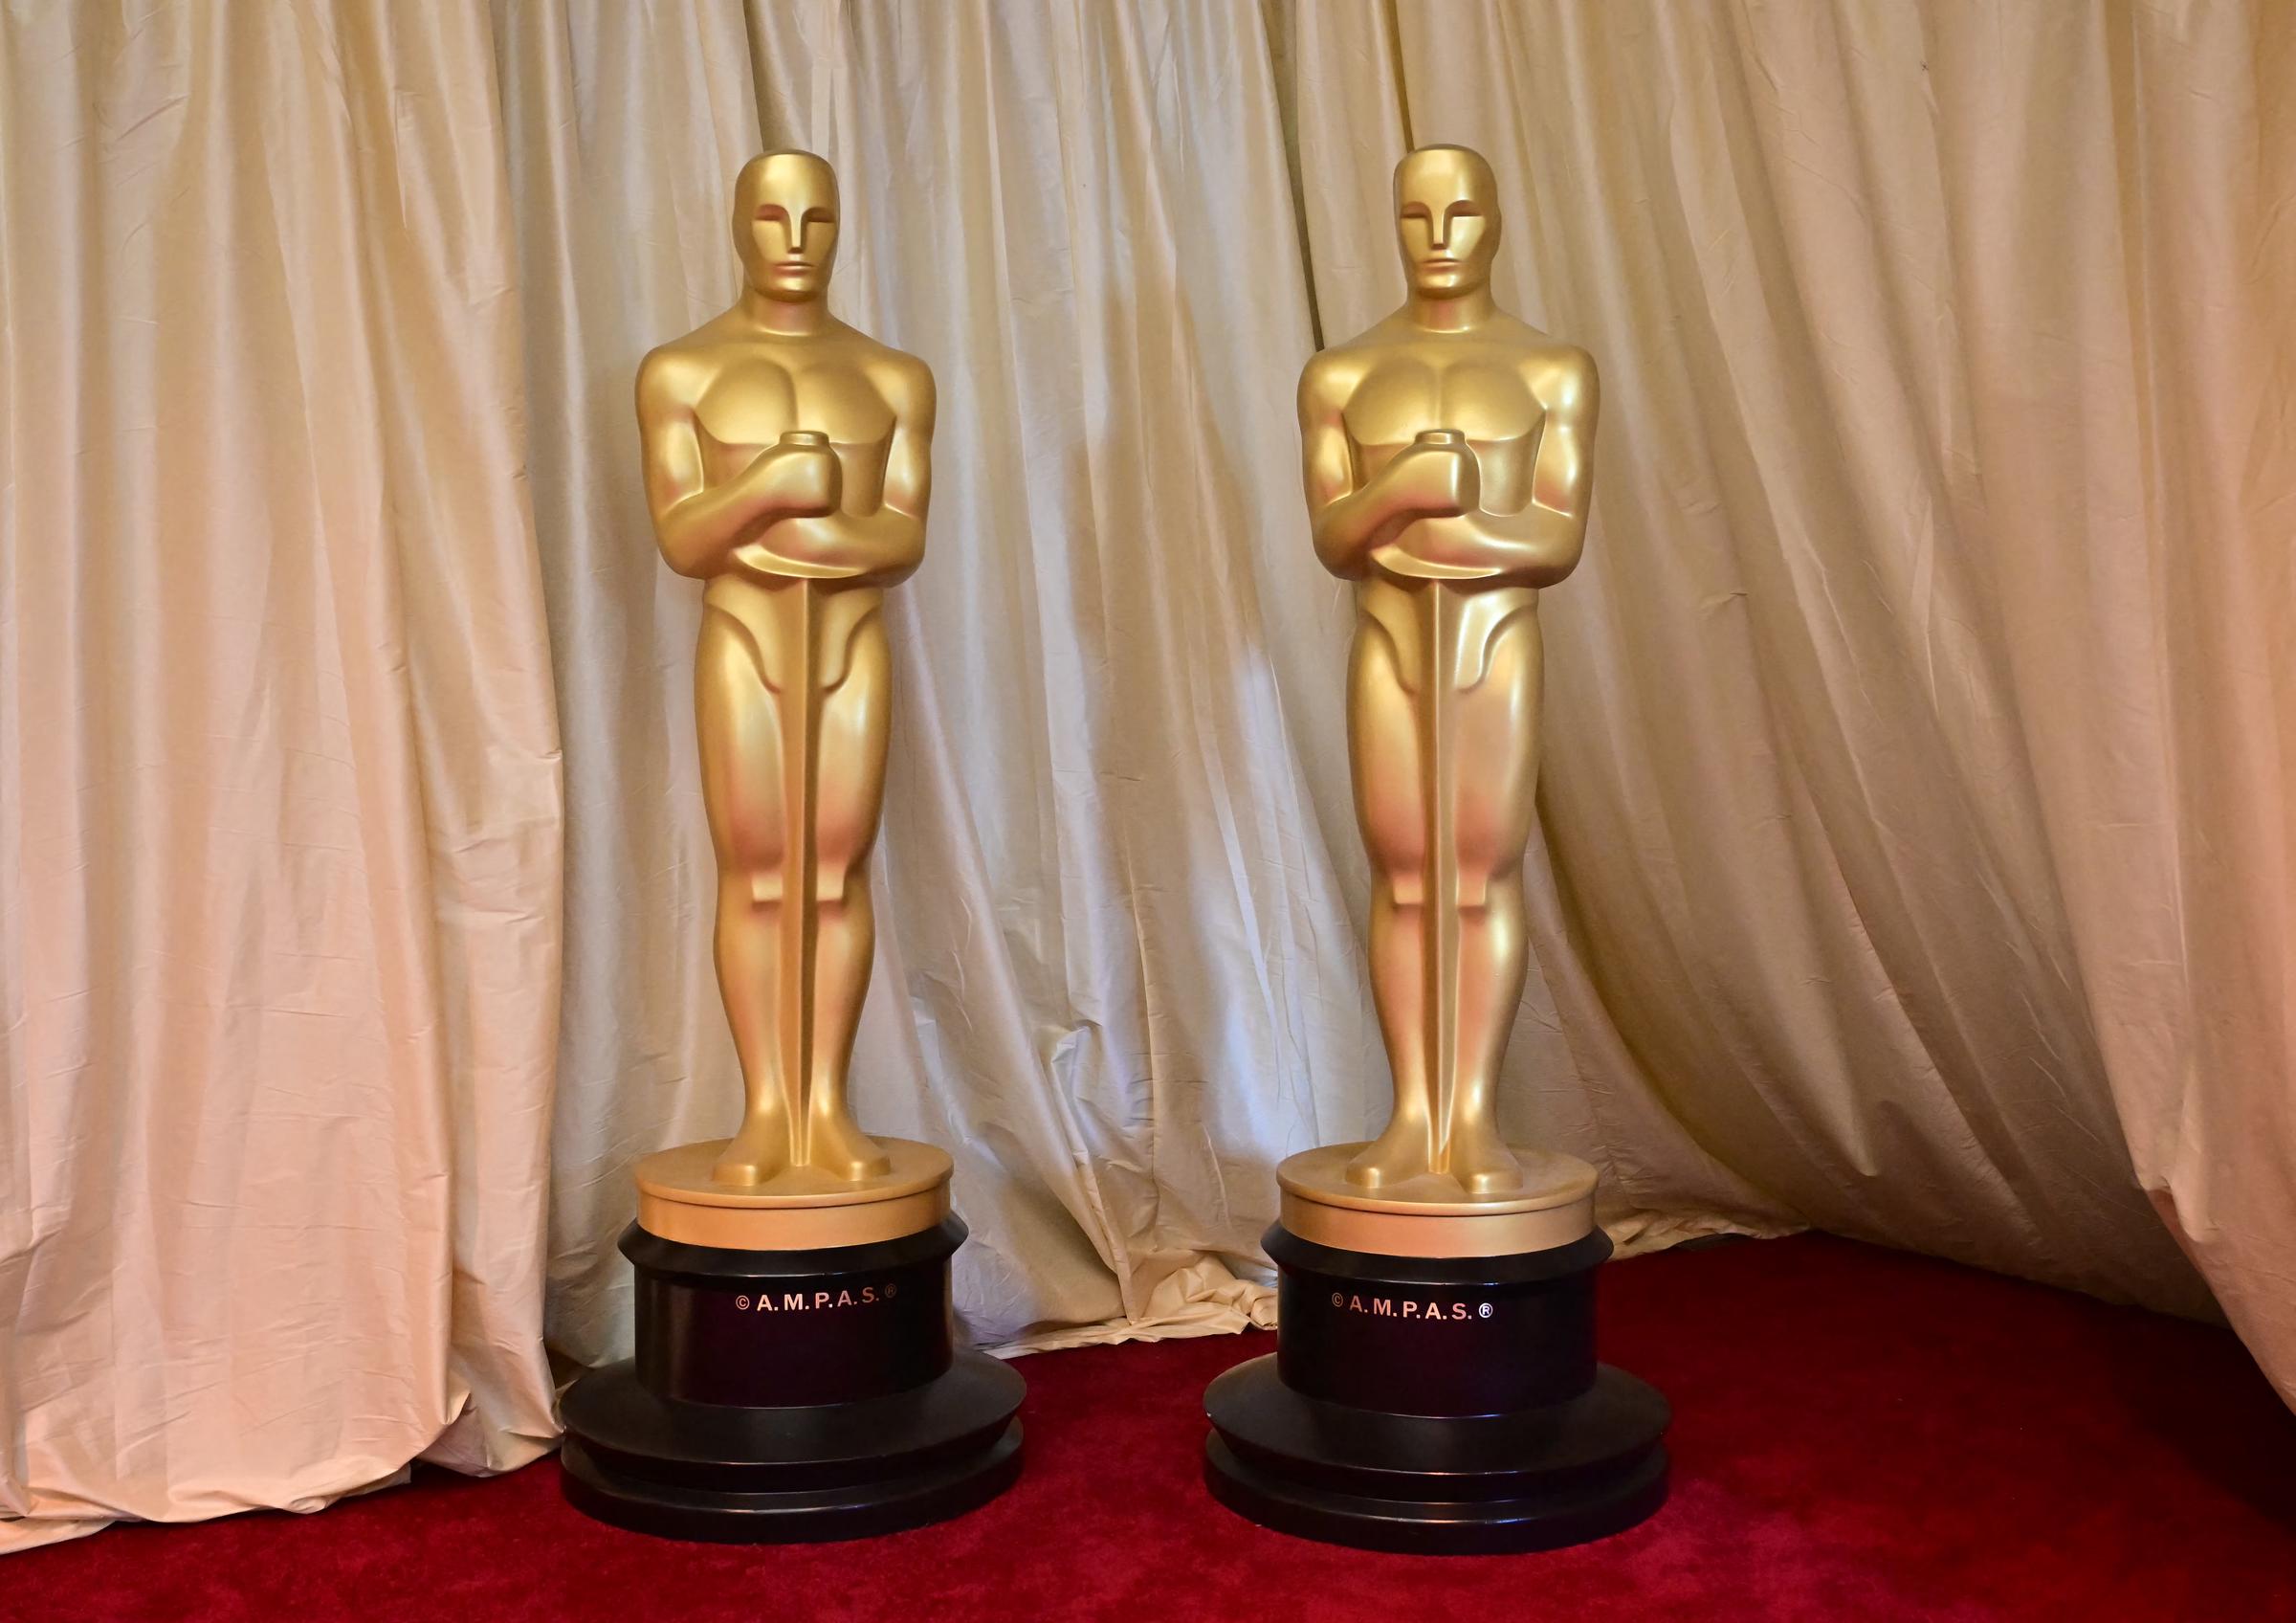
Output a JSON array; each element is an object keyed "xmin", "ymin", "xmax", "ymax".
[{"xmin": 740, "ymin": 867, "xmax": 784, "ymax": 907}]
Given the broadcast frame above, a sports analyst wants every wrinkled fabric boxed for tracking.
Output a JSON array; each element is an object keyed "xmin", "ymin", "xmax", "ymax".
[
  {"xmin": 0, "ymin": 1, "xmax": 564, "ymax": 1553},
  {"xmin": 1311, "ymin": 0, "xmax": 2288, "ymax": 1327},
  {"xmin": 4, "ymin": 0, "xmax": 2291, "ymax": 1554}
]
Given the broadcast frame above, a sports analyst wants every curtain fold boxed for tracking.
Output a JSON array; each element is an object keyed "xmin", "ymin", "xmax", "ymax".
[
  {"xmin": 4, "ymin": 0, "xmax": 2288, "ymax": 1551},
  {"xmin": 1, "ymin": 1, "xmax": 564, "ymax": 1551},
  {"xmin": 1354, "ymin": 0, "xmax": 2292, "ymax": 1327}
]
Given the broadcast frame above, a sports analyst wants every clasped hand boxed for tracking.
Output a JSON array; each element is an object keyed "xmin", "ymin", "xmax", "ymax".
[
  {"xmin": 1382, "ymin": 436, "xmax": 1480, "ymax": 523},
  {"xmin": 718, "ymin": 437, "xmax": 865, "ymax": 580},
  {"xmin": 745, "ymin": 437, "xmax": 842, "ymax": 521},
  {"xmin": 1369, "ymin": 438, "xmax": 1512, "ymax": 577}
]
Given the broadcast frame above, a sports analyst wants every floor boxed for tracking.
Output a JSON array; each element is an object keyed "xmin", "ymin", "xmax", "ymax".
[{"xmin": 9, "ymin": 1234, "xmax": 2295, "ymax": 1622}]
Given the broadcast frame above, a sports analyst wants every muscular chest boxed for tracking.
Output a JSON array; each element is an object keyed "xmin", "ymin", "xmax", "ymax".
[
  {"xmin": 693, "ymin": 353, "xmax": 895, "ymax": 462},
  {"xmin": 1343, "ymin": 356, "xmax": 1543, "ymax": 473}
]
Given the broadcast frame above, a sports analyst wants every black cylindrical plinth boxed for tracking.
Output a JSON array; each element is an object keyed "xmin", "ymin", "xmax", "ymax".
[
  {"xmin": 1204, "ymin": 1222, "xmax": 1668, "ymax": 1554},
  {"xmin": 1271, "ymin": 1226, "xmax": 1608, "ymax": 1414},
  {"xmin": 628, "ymin": 1222, "xmax": 961, "ymax": 1407},
  {"xmin": 562, "ymin": 1215, "xmax": 1024, "ymax": 1543}
]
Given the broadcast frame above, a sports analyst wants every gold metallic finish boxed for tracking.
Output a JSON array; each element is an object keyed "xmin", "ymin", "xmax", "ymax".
[
  {"xmin": 634, "ymin": 1139, "xmax": 954, "ymax": 1251},
  {"xmin": 1277, "ymin": 1145, "xmax": 1595, "ymax": 1258},
  {"xmin": 1298, "ymin": 145, "xmax": 1599, "ymax": 1199},
  {"xmin": 637, "ymin": 151, "xmax": 937, "ymax": 1190}
]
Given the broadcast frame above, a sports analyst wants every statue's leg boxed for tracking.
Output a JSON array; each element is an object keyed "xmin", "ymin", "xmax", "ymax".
[
  {"xmin": 695, "ymin": 607, "xmax": 793, "ymax": 1186},
  {"xmin": 803, "ymin": 604, "xmax": 894, "ymax": 1181},
  {"xmin": 1346, "ymin": 608, "xmax": 1437, "ymax": 1188},
  {"xmin": 1445, "ymin": 607, "xmax": 1542, "ymax": 1194}
]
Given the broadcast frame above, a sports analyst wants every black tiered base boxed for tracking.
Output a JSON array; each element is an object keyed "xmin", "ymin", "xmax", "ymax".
[
  {"xmin": 562, "ymin": 1216, "xmax": 1023, "ymax": 1542},
  {"xmin": 1203, "ymin": 1225, "xmax": 1669, "ymax": 1554}
]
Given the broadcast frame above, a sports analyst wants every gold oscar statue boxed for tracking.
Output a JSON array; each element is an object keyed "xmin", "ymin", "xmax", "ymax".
[
  {"xmin": 563, "ymin": 153, "xmax": 1023, "ymax": 1542},
  {"xmin": 630, "ymin": 148, "xmax": 947, "ymax": 1245},
  {"xmin": 1207, "ymin": 144, "xmax": 1666, "ymax": 1552},
  {"xmin": 1283, "ymin": 144, "xmax": 1601, "ymax": 1256}
]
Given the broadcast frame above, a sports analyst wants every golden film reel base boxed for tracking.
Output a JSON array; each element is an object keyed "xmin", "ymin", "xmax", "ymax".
[
  {"xmin": 1276, "ymin": 1143, "xmax": 1598, "ymax": 1259},
  {"xmin": 634, "ymin": 1138, "xmax": 954, "ymax": 1252}
]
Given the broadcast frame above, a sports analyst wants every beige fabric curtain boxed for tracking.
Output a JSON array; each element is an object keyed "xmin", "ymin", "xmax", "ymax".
[
  {"xmin": 0, "ymin": 2, "xmax": 565, "ymax": 1551},
  {"xmin": 1340, "ymin": 0, "xmax": 2293, "ymax": 1329},
  {"xmin": 4, "ymin": 0, "xmax": 2289, "ymax": 1551}
]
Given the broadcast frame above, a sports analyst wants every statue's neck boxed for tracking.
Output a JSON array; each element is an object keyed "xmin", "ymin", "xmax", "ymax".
[
  {"xmin": 1405, "ymin": 286, "xmax": 1498, "ymax": 334},
  {"xmin": 738, "ymin": 287, "xmax": 833, "ymax": 337}
]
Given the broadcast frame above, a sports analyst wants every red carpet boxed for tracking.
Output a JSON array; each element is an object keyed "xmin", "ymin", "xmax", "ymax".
[{"xmin": 10, "ymin": 1234, "xmax": 2295, "ymax": 1622}]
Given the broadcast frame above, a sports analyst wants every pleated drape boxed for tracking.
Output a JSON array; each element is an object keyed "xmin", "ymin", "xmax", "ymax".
[
  {"xmin": 4, "ymin": 0, "xmax": 2289, "ymax": 1550},
  {"xmin": 1, "ymin": 2, "xmax": 564, "ymax": 1549},
  {"xmin": 1342, "ymin": 0, "xmax": 2290, "ymax": 1326}
]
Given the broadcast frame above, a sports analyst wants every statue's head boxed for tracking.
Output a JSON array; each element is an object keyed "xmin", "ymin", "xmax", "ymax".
[
  {"xmin": 732, "ymin": 151, "xmax": 840, "ymax": 302},
  {"xmin": 1393, "ymin": 145, "xmax": 1500, "ymax": 300}
]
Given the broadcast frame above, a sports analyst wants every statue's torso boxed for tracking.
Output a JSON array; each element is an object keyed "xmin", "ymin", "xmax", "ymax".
[
  {"xmin": 669, "ymin": 323, "xmax": 912, "ymax": 686},
  {"xmin": 1334, "ymin": 322, "xmax": 1560, "ymax": 688},
  {"xmin": 1339, "ymin": 339, "xmax": 1548, "ymax": 525},
  {"xmin": 688, "ymin": 334, "xmax": 899, "ymax": 516}
]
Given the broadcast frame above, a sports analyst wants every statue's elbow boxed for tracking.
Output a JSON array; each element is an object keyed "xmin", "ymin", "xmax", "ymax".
[
  {"xmin": 656, "ymin": 531, "xmax": 714, "ymax": 579},
  {"xmin": 882, "ymin": 523, "xmax": 927, "ymax": 581},
  {"xmin": 1313, "ymin": 528, "xmax": 1368, "ymax": 581},
  {"xmin": 1531, "ymin": 534, "xmax": 1588, "ymax": 589}
]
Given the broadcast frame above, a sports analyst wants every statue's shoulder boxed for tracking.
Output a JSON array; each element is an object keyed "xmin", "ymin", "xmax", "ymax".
[
  {"xmin": 1477, "ymin": 312, "xmax": 1583, "ymax": 367},
  {"xmin": 1312, "ymin": 312, "xmax": 1440, "ymax": 385},
  {"xmin": 855, "ymin": 334, "xmax": 935, "ymax": 407},
  {"xmin": 1513, "ymin": 328, "xmax": 1596, "ymax": 409},
  {"xmin": 1328, "ymin": 311, "xmax": 1416, "ymax": 360},
  {"xmin": 635, "ymin": 327, "xmax": 731, "ymax": 412},
  {"xmin": 1300, "ymin": 332, "xmax": 1383, "ymax": 406}
]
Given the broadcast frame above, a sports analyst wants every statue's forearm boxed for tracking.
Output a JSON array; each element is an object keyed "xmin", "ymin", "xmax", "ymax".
[
  {"xmin": 655, "ymin": 456, "xmax": 824, "ymax": 579},
  {"xmin": 735, "ymin": 512, "xmax": 924, "ymax": 586},
  {"xmin": 1314, "ymin": 485, "xmax": 1411, "ymax": 578},
  {"xmin": 1445, "ymin": 504, "xmax": 1589, "ymax": 587},
  {"xmin": 1380, "ymin": 418, "xmax": 1591, "ymax": 584},
  {"xmin": 655, "ymin": 484, "xmax": 763, "ymax": 578}
]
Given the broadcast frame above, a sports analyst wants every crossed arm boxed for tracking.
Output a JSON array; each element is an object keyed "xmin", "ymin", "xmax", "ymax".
[
  {"xmin": 1299, "ymin": 347, "xmax": 1598, "ymax": 588},
  {"xmin": 637, "ymin": 351, "xmax": 935, "ymax": 587}
]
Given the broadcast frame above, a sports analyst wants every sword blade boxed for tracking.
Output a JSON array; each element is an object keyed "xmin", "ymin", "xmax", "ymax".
[
  {"xmin": 777, "ymin": 579, "xmax": 820, "ymax": 1167},
  {"xmin": 1422, "ymin": 581, "xmax": 1461, "ymax": 1174}
]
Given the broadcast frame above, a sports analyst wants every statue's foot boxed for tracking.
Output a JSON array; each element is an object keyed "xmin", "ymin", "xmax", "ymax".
[
  {"xmin": 807, "ymin": 1107, "xmax": 893, "ymax": 1183},
  {"xmin": 1343, "ymin": 1116, "xmax": 1432, "ymax": 1189},
  {"xmin": 710, "ymin": 1112, "xmax": 790, "ymax": 1187},
  {"xmin": 1446, "ymin": 1130, "xmax": 1524, "ymax": 1196}
]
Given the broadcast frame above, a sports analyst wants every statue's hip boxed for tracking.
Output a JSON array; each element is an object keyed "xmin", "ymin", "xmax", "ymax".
[
  {"xmin": 703, "ymin": 574, "xmax": 885, "ymax": 695},
  {"xmin": 1356, "ymin": 578, "xmax": 1541, "ymax": 696}
]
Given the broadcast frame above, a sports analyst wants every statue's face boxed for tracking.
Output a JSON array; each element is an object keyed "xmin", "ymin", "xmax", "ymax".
[
  {"xmin": 1394, "ymin": 146, "xmax": 1500, "ymax": 300},
  {"xmin": 733, "ymin": 152, "xmax": 840, "ymax": 302}
]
